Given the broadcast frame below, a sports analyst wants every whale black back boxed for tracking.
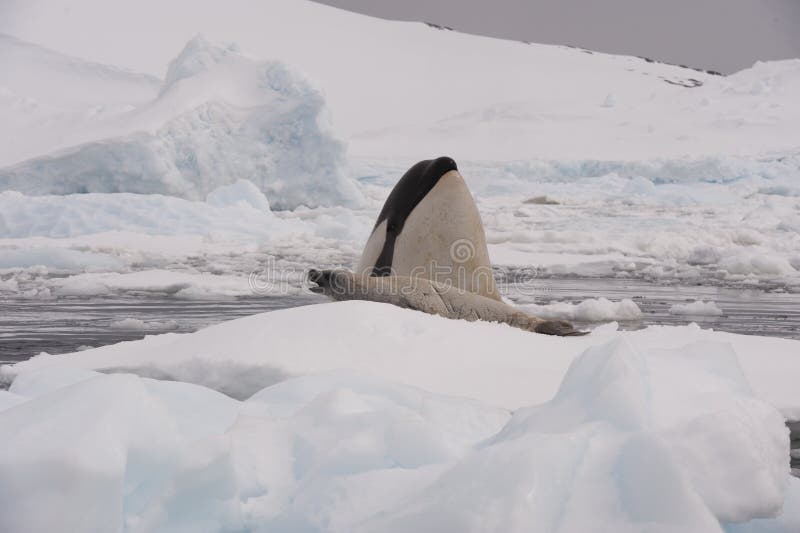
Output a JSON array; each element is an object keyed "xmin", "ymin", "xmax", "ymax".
[{"xmin": 370, "ymin": 156, "xmax": 458, "ymax": 276}]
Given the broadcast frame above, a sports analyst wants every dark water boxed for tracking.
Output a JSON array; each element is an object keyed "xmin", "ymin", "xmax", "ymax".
[
  {"xmin": 507, "ymin": 277, "xmax": 800, "ymax": 339},
  {"xmin": 790, "ymin": 421, "xmax": 800, "ymax": 477},
  {"xmin": 1, "ymin": 278, "xmax": 799, "ymax": 364},
  {"xmin": 0, "ymin": 294, "xmax": 322, "ymax": 364}
]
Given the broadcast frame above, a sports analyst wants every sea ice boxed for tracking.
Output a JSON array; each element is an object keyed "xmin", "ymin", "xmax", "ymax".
[
  {"xmin": 0, "ymin": 304, "xmax": 795, "ymax": 532},
  {"xmin": 522, "ymin": 297, "xmax": 643, "ymax": 322},
  {"xmin": 670, "ymin": 300, "xmax": 724, "ymax": 316}
]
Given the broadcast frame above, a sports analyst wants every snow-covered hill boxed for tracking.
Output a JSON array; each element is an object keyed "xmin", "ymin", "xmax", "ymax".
[{"xmin": 1, "ymin": 0, "xmax": 799, "ymax": 161}]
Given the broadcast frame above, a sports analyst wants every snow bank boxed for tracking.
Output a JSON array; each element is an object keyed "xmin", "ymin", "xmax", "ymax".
[
  {"xmin": 522, "ymin": 297, "xmax": 643, "ymax": 322},
  {"xmin": 0, "ymin": 35, "xmax": 363, "ymax": 210},
  {"xmin": 670, "ymin": 300, "xmax": 724, "ymax": 316},
  {"xmin": 0, "ymin": 305, "xmax": 795, "ymax": 532}
]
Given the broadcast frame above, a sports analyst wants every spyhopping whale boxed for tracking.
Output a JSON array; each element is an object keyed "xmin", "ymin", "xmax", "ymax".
[{"xmin": 309, "ymin": 157, "xmax": 586, "ymax": 336}]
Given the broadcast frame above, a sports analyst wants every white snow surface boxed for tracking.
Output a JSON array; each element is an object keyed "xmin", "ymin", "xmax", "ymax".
[
  {"xmin": 1, "ymin": 301, "xmax": 798, "ymax": 532},
  {"xmin": 3, "ymin": 0, "xmax": 799, "ymax": 161}
]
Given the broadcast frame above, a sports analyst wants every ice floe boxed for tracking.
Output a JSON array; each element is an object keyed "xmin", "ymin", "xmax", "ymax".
[
  {"xmin": 670, "ymin": 300, "xmax": 725, "ymax": 316},
  {"xmin": 1, "ymin": 302, "xmax": 797, "ymax": 532}
]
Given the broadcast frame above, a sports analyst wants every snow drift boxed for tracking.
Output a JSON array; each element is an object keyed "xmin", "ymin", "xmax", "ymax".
[{"xmin": 0, "ymin": 35, "xmax": 362, "ymax": 210}]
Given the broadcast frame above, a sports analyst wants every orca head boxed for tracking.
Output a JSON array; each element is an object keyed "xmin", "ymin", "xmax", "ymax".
[{"xmin": 368, "ymin": 156, "xmax": 459, "ymax": 276}]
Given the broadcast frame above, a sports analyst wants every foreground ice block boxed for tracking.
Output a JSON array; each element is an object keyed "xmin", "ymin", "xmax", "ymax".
[{"xmin": 0, "ymin": 305, "xmax": 794, "ymax": 532}]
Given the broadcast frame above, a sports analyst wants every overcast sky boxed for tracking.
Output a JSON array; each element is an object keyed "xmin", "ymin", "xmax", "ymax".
[{"xmin": 314, "ymin": 0, "xmax": 800, "ymax": 74}]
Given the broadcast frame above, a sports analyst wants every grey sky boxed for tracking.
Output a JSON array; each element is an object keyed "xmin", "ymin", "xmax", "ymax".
[{"xmin": 314, "ymin": 0, "xmax": 800, "ymax": 74}]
